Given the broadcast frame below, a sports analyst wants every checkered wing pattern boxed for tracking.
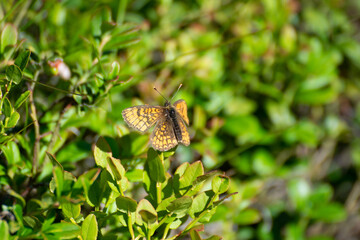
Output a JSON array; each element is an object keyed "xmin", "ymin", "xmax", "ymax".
[
  {"xmin": 174, "ymin": 99, "xmax": 189, "ymax": 125},
  {"xmin": 122, "ymin": 105, "xmax": 164, "ymax": 132},
  {"xmin": 178, "ymin": 117, "xmax": 190, "ymax": 146},
  {"xmin": 150, "ymin": 117, "xmax": 178, "ymax": 151}
]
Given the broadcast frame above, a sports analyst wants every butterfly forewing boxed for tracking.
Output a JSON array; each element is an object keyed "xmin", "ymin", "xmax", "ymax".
[
  {"xmin": 173, "ymin": 99, "xmax": 189, "ymax": 125},
  {"xmin": 150, "ymin": 117, "xmax": 178, "ymax": 151},
  {"xmin": 122, "ymin": 105, "xmax": 164, "ymax": 132}
]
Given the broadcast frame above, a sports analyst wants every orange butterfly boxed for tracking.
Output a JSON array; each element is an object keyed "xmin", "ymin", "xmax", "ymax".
[{"xmin": 122, "ymin": 85, "xmax": 190, "ymax": 151}]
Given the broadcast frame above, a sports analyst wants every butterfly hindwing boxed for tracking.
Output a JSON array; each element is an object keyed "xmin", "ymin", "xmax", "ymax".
[
  {"xmin": 178, "ymin": 118, "xmax": 190, "ymax": 146},
  {"xmin": 150, "ymin": 117, "xmax": 178, "ymax": 151},
  {"xmin": 122, "ymin": 105, "xmax": 164, "ymax": 132},
  {"xmin": 173, "ymin": 99, "xmax": 189, "ymax": 125}
]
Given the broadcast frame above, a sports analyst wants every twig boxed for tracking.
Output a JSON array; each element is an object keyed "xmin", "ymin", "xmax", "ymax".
[{"xmin": 29, "ymin": 71, "xmax": 40, "ymax": 176}]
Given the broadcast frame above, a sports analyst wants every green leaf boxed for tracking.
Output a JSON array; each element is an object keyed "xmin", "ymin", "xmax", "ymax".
[
  {"xmin": 234, "ymin": 208, "xmax": 261, "ymax": 225},
  {"xmin": 189, "ymin": 229, "xmax": 202, "ymax": 240},
  {"xmin": 211, "ymin": 175, "xmax": 230, "ymax": 194},
  {"xmin": 14, "ymin": 90, "xmax": 30, "ymax": 109},
  {"xmin": 0, "ymin": 220, "xmax": 9, "ymax": 240},
  {"xmin": 87, "ymin": 177, "xmax": 102, "ymax": 207},
  {"xmin": 12, "ymin": 204, "xmax": 23, "ymax": 227},
  {"xmin": 46, "ymin": 152, "xmax": 64, "ymax": 172},
  {"xmin": 252, "ymin": 149, "xmax": 276, "ymax": 176},
  {"xmin": 94, "ymin": 137, "xmax": 112, "ymax": 168},
  {"xmin": 0, "ymin": 133, "xmax": 12, "ymax": 145},
  {"xmin": 192, "ymin": 171, "xmax": 220, "ymax": 188},
  {"xmin": 61, "ymin": 200, "xmax": 81, "ymax": 219},
  {"xmin": 136, "ymin": 199, "xmax": 157, "ymax": 225},
  {"xmin": 15, "ymin": 50, "xmax": 31, "ymax": 71},
  {"xmin": 139, "ymin": 209, "xmax": 157, "ymax": 224},
  {"xmin": 189, "ymin": 190, "xmax": 214, "ymax": 218},
  {"xmin": 106, "ymin": 156, "xmax": 126, "ymax": 182},
  {"xmin": 108, "ymin": 61, "xmax": 120, "ymax": 79},
  {"xmin": 53, "ymin": 166, "xmax": 64, "ymax": 198},
  {"xmin": 1, "ymin": 24, "xmax": 18, "ymax": 53},
  {"xmin": 5, "ymin": 64, "xmax": 22, "ymax": 84},
  {"xmin": 5, "ymin": 111, "xmax": 19, "ymax": 128},
  {"xmin": 179, "ymin": 161, "xmax": 204, "ymax": 195},
  {"xmin": 1, "ymin": 141, "xmax": 21, "ymax": 165},
  {"xmin": 2, "ymin": 97, "xmax": 12, "ymax": 117},
  {"xmin": 116, "ymin": 196, "xmax": 137, "ymax": 213},
  {"xmin": 166, "ymin": 196, "xmax": 193, "ymax": 216},
  {"xmin": 309, "ymin": 202, "xmax": 346, "ymax": 223},
  {"xmin": 82, "ymin": 214, "xmax": 98, "ymax": 240},
  {"xmin": 288, "ymin": 179, "xmax": 311, "ymax": 211},
  {"xmin": 146, "ymin": 148, "xmax": 166, "ymax": 183},
  {"xmin": 43, "ymin": 222, "xmax": 81, "ymax": 239}
]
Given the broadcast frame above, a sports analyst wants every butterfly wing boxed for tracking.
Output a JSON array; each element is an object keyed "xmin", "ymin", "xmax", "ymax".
[
  {"xmin": 122, "ymin": 105, "xmax": 164, "ymax": 132},
  {"xmin": 173, "ymin": 99, "xmax": 189, "ymax": 125},
  {"xmin": 177, "ymin": 117, "xmax": 190, "ymax": 146},
  {"xmin": 150, "ymin": 117, "xmax": 178, "ymax": 151}
]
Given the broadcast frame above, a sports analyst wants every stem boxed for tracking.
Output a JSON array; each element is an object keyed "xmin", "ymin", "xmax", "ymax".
[
  {"xmin": 29, "ymin": 71, "xmax": 40, "ymax": 176},
  {"xmin": 0, "ymin": 80, "xmax": 12, "ymax": 133},
  {"xmin": 47, "ymin": 103, "xmax": 69, "ymax": 153},
  {"xmin": 181, "ymin": 193, "xmax": 219, "ymax": 236},
  {"xmin": 147, "ymin": 220, "xmax": 151, "ymax": 240},
  {"xmin": 161, "ymin": 223, "xmax": 171, "ymax": 240},
  {"xmin": 128, "ymin": 211, "xmax": 135, "ymax": 240}
]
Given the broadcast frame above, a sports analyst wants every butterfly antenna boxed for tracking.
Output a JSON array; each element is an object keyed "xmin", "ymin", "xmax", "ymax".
[
  {"xmin": 170, "ymin": 84, "xmax": 182, "ymax": 103},
  {"xmin": 153, "ymin": 86, "xmax": 169, "ymax": 102}
]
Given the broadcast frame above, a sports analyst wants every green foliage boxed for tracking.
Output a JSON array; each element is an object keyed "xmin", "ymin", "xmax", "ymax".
[{"xmin": 1, "ymin": 0, "xmax": 360, "ymax": 239}]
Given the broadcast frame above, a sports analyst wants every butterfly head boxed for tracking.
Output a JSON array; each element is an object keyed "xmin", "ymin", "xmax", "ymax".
[{"xmin": 154, "ymin": 84, "xmax": 182, "ymax": 106}]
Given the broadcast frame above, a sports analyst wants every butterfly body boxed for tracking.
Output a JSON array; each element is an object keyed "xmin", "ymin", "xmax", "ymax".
[{"xmin": 122, "ymin": 99, "xmax": 190, "ymax": 151}]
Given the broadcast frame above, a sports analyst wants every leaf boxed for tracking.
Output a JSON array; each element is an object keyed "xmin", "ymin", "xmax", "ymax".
[
  {"xmin": 14, "ymin": 90, "xmax": 30, "ymax": 109},
  {"xmin": 139, "ymin": 210, "xmax": 157, "ymax": 224},
  {"xmin": 5, "ymin": 111, "xmax": 19, "ymax": 128},
  {"xmin": 136, "ymin": 199, "xmax": 157, "ymax": 225},
  {"xmin": 5, "ymin": 64, "xmax": 22, "ymax": 84},
  {"xmin": 43, "ymin": 222, "xmax": 81, "ymax": 239},
  {"xmin": 192, "ymin": 171, "xmax": 220, "ymax": 188},
  {"xmin": 211, "ymin": 175, "xmax": 229, "ymax": 194},
  {"xmin": 1, "ymin": 141, "xmax": 20, "ymax": 165},
  {"xmin": 309, "ymin": 202, "xmax": 346, "ymax": 223},
  {"xmin": 0, "ymin": 133, "xmax": 12, "ymax": 145},
  {"xmin": 189, "ymin": 190, "xmax": 215, "ymax": 219},
  {"xmin": 116, "ymin": 196, "xmax": 137, "ymax": 213},
  {"xmin": 1, "ymin": 24, "xmax": 18, "ymax": 53},
  {"xmin": 46, "ymin": 152, "xmax": 64, "ymax": 172},
  {"xmin": 0, "ymin": 220, "xmax": 9, "ymax": 240},
  {"xmin": 2, "ymin": 97, "xmax": 12, "ymax": 117},
  {"xmin": 82, "ymin": 214, "xmax": 98, "ymax": 240},
  {"xmin": 15, "ymin": 50, "xmax": 31, "ymax": 71},
  {"xmin": 234, "ymin": 208, "xmax": 261, "ymax": 225},
  {"xmin": 166, "ymin": 196, "xmax": 193, "ymax": 217},
  {"xmin": 146, "ymin": 148, "xmax": 166, "ymax": 183},
  {"xmin": 179, "ymin": 161, "xmax": 204, "ymax": 195},
  {"xmin": 190, "ymin": 229, "xmax": 202, "ymax": 240},
  {"xmin": 53, "ymin": 166, "xmax": 64, "ymax": 198},
  {"xmin": 94, "ymin": 137, "xmax": 112, "ymax": 168},
  {"xmin": 12, "ymin": 204, "xmax": 23, "ymax": 227},
  {"xmin": 106, "ymin": 156, "xmax": 126, "ymax": 182},
  {"xmin": 61, "ymin": 200, "xmax": 81, "ymax": 219},
  {"xmin": 108, "ymin": 61, "xmax": 120, "ymax": 79}
]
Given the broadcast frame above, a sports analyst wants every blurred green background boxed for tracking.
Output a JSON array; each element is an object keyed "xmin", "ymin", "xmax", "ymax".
[{"xmin": 2, "ymin": 0, "xmax": 360, "ymax": 239}]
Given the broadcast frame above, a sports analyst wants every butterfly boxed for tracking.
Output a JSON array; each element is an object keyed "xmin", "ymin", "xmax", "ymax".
[{"xmin": 122, "ymin": 85, "xmax": 190, "ymax": 152}]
